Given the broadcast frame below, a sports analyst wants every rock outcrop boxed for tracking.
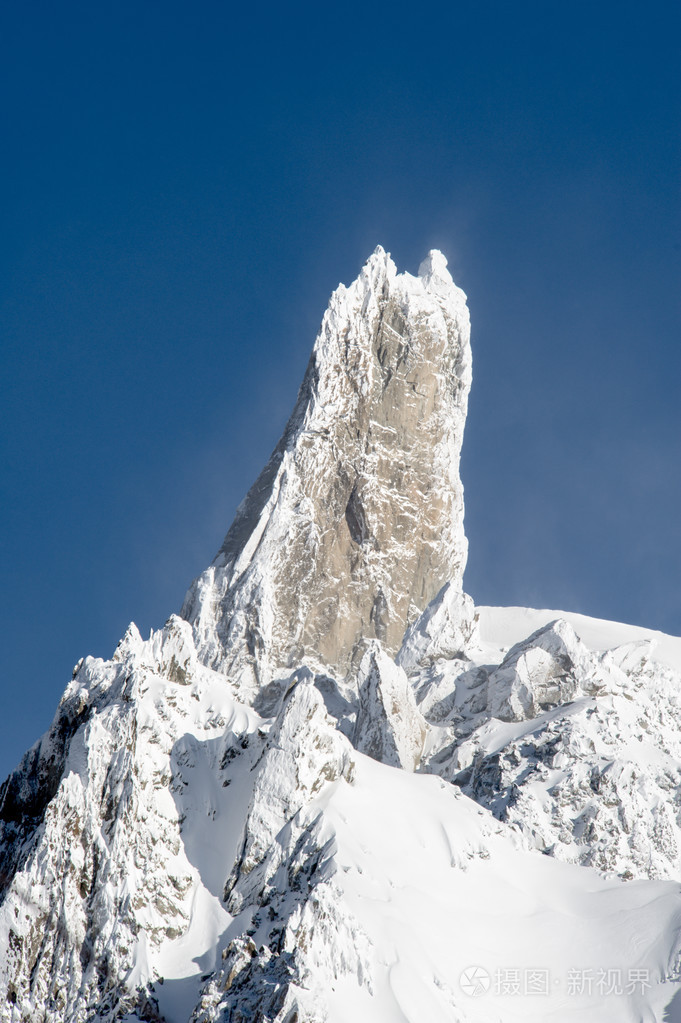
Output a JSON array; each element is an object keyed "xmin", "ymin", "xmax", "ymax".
[
  {"xmin": 353, "ymin": 642, "xmax": 427, "ymax": 771},
  {"xmin": 0, "ymin": 619, "xmax": 262, "ymax": 1021},
  {"xmin": 404, "ymin": 601, "xmax": 681, "ymax": 881},
  {"xmin": 181, "ymin": 247, "xmax": 473, "ymax": 700}
]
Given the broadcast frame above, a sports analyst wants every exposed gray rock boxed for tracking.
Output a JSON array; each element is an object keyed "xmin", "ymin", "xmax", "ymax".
[{"xmin": 181, "ymin": 247, "xmax": 472, "ymax": 701}]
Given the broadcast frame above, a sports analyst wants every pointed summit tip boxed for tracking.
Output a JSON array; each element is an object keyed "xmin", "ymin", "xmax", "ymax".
[
  {"xmin": 418, "ymin": 249, "xmax": 451, "ymax": 282},
  {"xmin": 364, "ymin": 243, "xmax": 394, "ymax": 272},
  {"xmin": 358, "ymin": 245, "xmax": 397, "ymax": 288}
]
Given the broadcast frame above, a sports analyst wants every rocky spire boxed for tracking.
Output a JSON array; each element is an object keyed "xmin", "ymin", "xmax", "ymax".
[{"xmin": 181, "ymin": 246, "xmax": 472, "ymax": 698}]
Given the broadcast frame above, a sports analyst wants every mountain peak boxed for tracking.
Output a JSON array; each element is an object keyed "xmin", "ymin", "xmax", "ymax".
[
  {"xmin": 4, "ymin": 249, "xmax": 681, "ymax": 1023},
  {"xmin": 181, "ymin": 248, "xmax": 473, "ymax": 699}
]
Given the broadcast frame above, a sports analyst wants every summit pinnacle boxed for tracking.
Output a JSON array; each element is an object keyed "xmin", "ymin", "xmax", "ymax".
[{"xmin": 181, "ymin": 246, "xmax": 473, "ymax": 698}]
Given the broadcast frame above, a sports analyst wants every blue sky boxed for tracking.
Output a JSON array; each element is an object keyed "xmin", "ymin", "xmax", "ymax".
[{"xmin": 1, "ymin": 0, "xmax": 679, "ymax": 780}]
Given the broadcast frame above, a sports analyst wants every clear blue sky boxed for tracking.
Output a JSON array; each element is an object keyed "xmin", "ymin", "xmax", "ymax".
[{"xmin": 1, "ymin": 0, "xmax": 679, "ymax": 780}]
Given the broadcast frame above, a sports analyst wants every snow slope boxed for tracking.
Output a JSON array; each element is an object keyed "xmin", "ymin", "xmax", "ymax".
[{"xmin": 323, "ymin": 756, "xmax": 681, "ymax": 1023}]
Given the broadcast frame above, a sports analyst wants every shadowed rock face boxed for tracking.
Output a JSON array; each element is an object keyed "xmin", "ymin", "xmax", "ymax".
[{"xmin": 181, "ymin": 246, "xmax": 472, "ymax": 698}]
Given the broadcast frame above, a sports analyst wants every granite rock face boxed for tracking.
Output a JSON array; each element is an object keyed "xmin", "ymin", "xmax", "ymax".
[{"xmin": 181, "ymin": 247, "xmax": 473, "ymax": 700}]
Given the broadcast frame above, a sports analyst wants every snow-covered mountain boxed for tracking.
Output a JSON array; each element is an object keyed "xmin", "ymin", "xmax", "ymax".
[{"xmin": 2, "ymin": 249, "xmax": 681, "ymax": 1023}]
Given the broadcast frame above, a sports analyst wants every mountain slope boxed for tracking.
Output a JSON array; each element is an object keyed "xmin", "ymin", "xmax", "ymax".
[
  {"xmin": 2, "ymin": 249, "xmax": 681, "ymax": 1023},
  {"xmin": 408, "ymin": 598, "xmax": 681, "ymax": 881}
]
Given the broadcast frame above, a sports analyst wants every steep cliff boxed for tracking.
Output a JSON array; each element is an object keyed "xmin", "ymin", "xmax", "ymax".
[{"xmin": 181, "ymin": 247, "xmax": 472, "ymax": 699}]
